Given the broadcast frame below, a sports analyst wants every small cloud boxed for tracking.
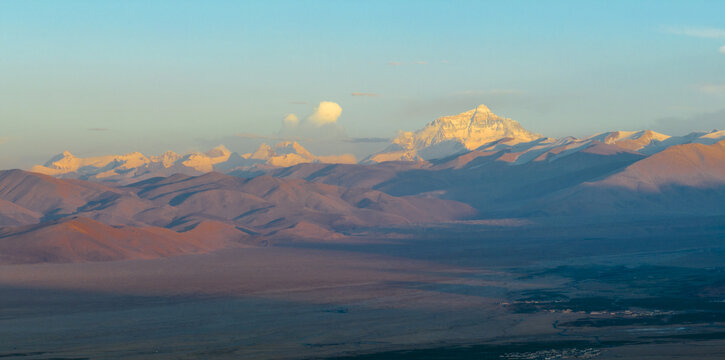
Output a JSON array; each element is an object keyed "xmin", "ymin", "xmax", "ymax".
[
  {"xmin": 351, "ymin": 92, "xmax": 379, "ymax": 97},
  {"xmin": 289, "ymin": 101, "xmax": 307, "ymax": 104},
  {"xmin": 699, "ymin": 84, "xmax": 725, "ymax": 95},
  {"xmin": 720, "ymin": 45, "xmax": 725, "ymax": 54},
  {"xmin": 387, "ymin": 61, "xmax": 403, "ymax": 66},
  {"xmin": 279, "ymin": 102, "xmax": 347, "ymax": 140},
  {"xmin": 440, "ymin": 60, "xmax": 449, "ymax": 64},
  {"xmin": 416, "ymin": 61, "xmax": 428, "ymax": 65},
  {"xmin": 88, "ymin": 128, "xmax": 109, "ymax": 132},
  {"xmin": 344, "ymin": 137, "xmax": 390, "ymax": 143},
  {"xmin": 666, "ymin": 26, "xmax": 725, "ymax": 39},
  {"xmin": 307, "ymin": 101, "xmax": 342, "ymax": 126},
  {"xmin": 283, "ymin": 113, "xmax": 299, "ymax": 126}
]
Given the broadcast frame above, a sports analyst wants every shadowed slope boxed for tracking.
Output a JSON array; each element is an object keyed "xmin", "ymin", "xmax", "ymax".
[
  {"xmin": 0, "ymin": 170, "xmax": 475, "ymax": 263},
  {"xmin": 5, "ymin": 138, "xmax": 725, "ymax": 264},
  {"xmin": 373, "ymin": 141, "xmax": 646, "ymax": 215},
  {"xmin": 535, "ymin": 140, "xmax": 725, "ymax": 216},
  {"xmin": 127, "ymin": 173, "xmax": 476, "ymax": 231},
  {"xmin": 0, "ymin": 198, "xmax": 42, "ymax": 226},
  {"xmin": 267, "ymin": 161, "xmax": 430, "ymax": 189},
  {"xmin": 0, "ymin": 169, "xmax": 120, "ymax": 216},
  {"xmin": 598, "ymin": 139, "xmax": 725, "ymax": 191}
]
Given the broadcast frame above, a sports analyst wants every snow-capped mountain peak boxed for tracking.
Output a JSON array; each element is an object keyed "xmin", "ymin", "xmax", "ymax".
[
  {"xmin": 250, "ymin": 143, "xmax": 275, "ymax": 160},
  {"xmin": 43, "ymin": 150, "xmax": 76, "ymax": 168},
  {"xmin": 367, "ymin": 105, "xmax": 542, "ymax": 162},
  {"xmin": 150, "ymin": 151, "xmax": 182, "ymax": 168},
  {"xmin": 205, "ymin": 145, "xmax": 231, "ymax": 158},
  {"xmin": 274, "ymin": 141, "xmax": 314, "ymax": 159},
  {"xmin": 35, "ymin": 151, "xmax": 151, "ymax": 175},
  {"xmin": 585, "ymin": 130, "xmax": 670, "ymax": 152},
  {"xmin": 29, "ymin": 141, "xmax": 355, "ymax": 183}
]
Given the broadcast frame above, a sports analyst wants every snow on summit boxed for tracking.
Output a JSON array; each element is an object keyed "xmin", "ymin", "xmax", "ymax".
[
  {"xmin": 367, "ymin": 105, "xmax": 542, "ymax": 162},
  {"xmin": 30, "ymin": 141, "xmax": 356, "ymax": 182},
  {"xmin": 27, "ymin": 105, "xmax": 724, "ymax": 181}
]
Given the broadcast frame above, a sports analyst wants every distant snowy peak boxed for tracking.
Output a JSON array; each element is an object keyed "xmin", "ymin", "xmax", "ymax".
[
  {"xmin": 594, "ymin": 138, "xmax": 725, "ymax": 192},
  {"xmin": 249, "ymin": 143, "xmax": 275, "ymax": 160},
  {"xmin": 150, "ymin": 151, "xmax": 182, "ymax": 168},
  {"xmin": 640, "ymin": 129, "xmax": 725, "ymax": 155},
  {"xmin": 435, "ymin": 128, "xmax": 725, "ymax": 169},
  {"xmin": 583, "ymin": 129, "xmax": 725, "ymax": 155},
  {"xmin": 365, "ymin": 104, "xmax": 722, "ymax": 165},
  {"xmin": 33, "ymin": 151, "xmax": 151, "ymax": 177},
  {"xmin": 30, "ymin": 141, "xmax": 356, "ymax": 182},
  {"xmin": 585, "ymin": 130, "xmax": 670, "ymax": 151},
  {"xmin": 244, "ymin": 141, "xmax": 353, "ymax": 167},
  {"xmin": 205, "ymin": 144, "xmax": 232, "ymax": 158},
  {"xmin": 274, "ymin": 141, "xmax": 314, "ymax": 159},
  {"xmin": 29, "ymin": 145, "xmax": 235, "ymax": 179},
  {"xmin": 181, "ymin": 145, "xmax": 233, "ymax": 172},
  {"xmin": 367, "ymin": 105, "xmax": 542, "ymax": 162},
  {"xmin": 245, "ymin": 141, "xmax": 315, "ymax": 167},
  {"xmin": 701, "ymin": 129, "xmax": 725, "ymax": 140}
]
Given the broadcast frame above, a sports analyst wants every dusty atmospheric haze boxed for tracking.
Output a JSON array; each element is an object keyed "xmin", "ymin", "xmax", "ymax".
[{"xmin": 2, "ymin": 1, "xmax": 725, "ymax": 360}]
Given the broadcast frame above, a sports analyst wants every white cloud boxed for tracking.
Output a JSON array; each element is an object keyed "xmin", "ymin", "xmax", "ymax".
[
  {"xmin": 699, "ymin": 84, "xmax": 725, "ymax": 95},
  {"xmin": 306, "ymin": 101, "xmax": 342, "ymax": 126},
  {"xmin": 665, "ymin": 27, "xmax": 725, "ymax": 56},
  {"xmin": 667, "ymin": 26, "xmax": 725, "ymax": 39},
  {"xmin": 283, "ymin": 113, "xmax": 299, "ymax": 126},
  {"xmin": 278, "ymin": 101, "xmax": 347, "ymax": 141}
]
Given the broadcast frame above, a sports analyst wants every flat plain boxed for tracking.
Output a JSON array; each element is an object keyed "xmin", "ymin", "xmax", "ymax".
[{"xmin": 3, "ymin": 216, "xmax": 725, "ymax": 359}]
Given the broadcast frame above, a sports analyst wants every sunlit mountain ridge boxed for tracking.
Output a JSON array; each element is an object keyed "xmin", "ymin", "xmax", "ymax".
[
  {"xmin": 28, "ymin": 105, "xmax": 725, "ymax": 184},
  {"xmin": 4, "ymin": 105, "xmax": 724, "ymax": 265}
]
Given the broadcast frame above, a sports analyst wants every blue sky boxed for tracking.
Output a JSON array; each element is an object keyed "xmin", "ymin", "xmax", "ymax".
[{"xmin": 1, "ymin": 0, "xmax": 724, "ymax": 167}]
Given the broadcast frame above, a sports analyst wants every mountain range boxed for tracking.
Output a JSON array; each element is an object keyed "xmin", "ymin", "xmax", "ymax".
[
  {"xmin": 30, "ymin": 141, "xmax": 356, "ymax": 183},
  {"xmin": 30, "ymin": 105, "xmax": 725, "ymax": 183},
  {"xmin": 3, "ymin": 105, "xmax": 724, "ymax": 264},
  {"xmin": 0, "ymin": 169, "xmax": 474, "ymax": 263}
]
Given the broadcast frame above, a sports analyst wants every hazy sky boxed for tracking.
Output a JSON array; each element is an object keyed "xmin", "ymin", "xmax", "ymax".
[{"xmin": 1, "ymin": 0, "xmax": 724, "ymax": 168}]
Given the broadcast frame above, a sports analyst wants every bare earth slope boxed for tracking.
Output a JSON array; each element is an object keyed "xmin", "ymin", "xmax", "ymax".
[
  {"xmin": 0, "ymin": 217, "xmax": 241, "ymax": 264},
  {"xmin": 0, "ymin": 170, "xmax": 475, "ymax": 263},
  {"xmin": 535, "ymin": 139, "xmax": 725, "ymax": 216},
  {"xmin": 126, "ymin": 172, "xmax": 476, "ymax": 231},
  {"xmin": 3, "ymin": 134, "xmax": 725, "ymax": 264},
  {"xmin": 0, "ymin": 169, "xmax": 120, "ymax": 215}
]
